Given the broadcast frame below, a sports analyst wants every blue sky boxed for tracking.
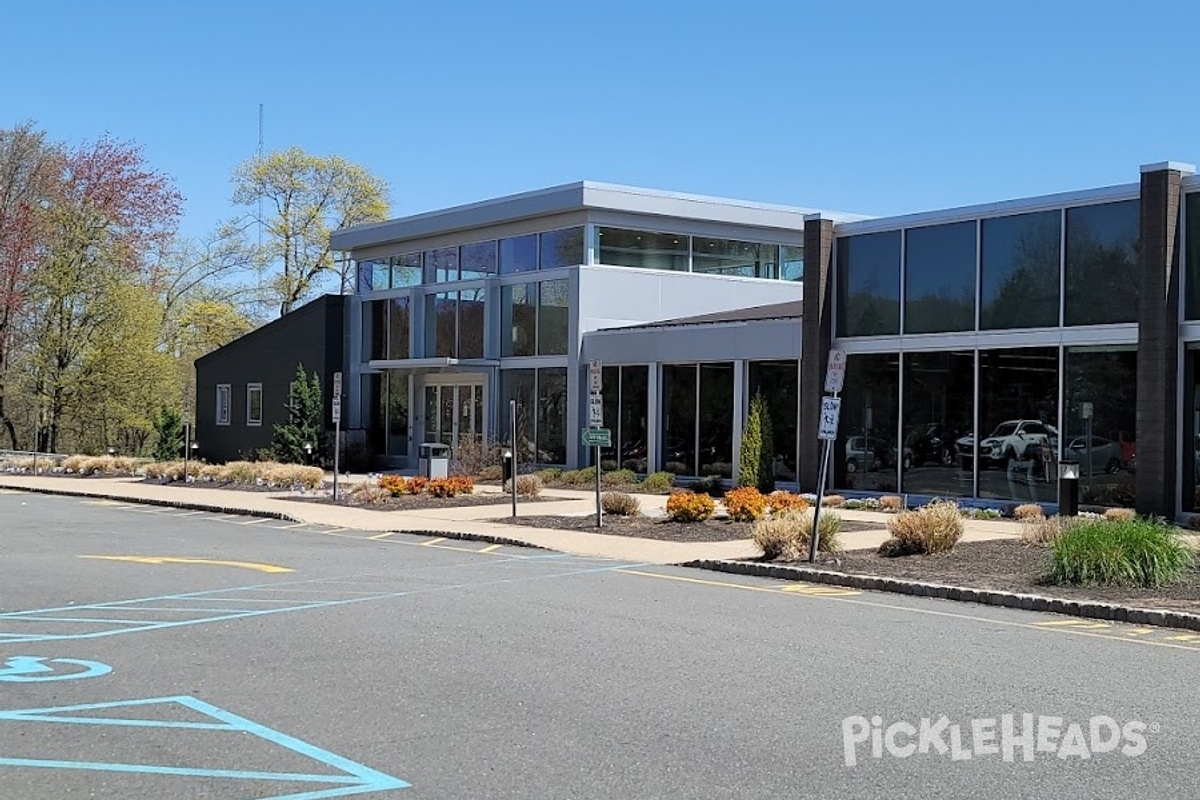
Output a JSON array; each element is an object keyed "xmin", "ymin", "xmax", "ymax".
[{"xmin": 7, "ymin": 0, "xmax": 1197, "ymax": 238}]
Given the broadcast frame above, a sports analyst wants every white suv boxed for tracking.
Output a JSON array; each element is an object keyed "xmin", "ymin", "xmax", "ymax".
[{"xmin": 956, "ymin": 420, "xmax": 1058, "ymax": 469}]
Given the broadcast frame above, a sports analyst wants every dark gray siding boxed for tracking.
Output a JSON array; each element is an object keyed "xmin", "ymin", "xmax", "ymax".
[{"xmin": 194, "ymin": 295, "xmax": 346, "ymax": 463}]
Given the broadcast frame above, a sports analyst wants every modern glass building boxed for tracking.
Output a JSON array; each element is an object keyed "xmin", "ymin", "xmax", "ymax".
[{"xmin": 199, "ymin": 163, "xmax": 1200, "ymax": 518}]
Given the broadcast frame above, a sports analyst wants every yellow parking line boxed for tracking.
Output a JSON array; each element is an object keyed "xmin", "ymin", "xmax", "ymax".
[
  {"xmin": 479, "ymin": 544, "xmax": 502, "ymax": 553},
  {"xmin": 421, "ymin": 537, "xmax": 448, "ymax": 546},
  {"xmin": 81, "ymin": 555, "xmax": 293, "ymax": 574}
]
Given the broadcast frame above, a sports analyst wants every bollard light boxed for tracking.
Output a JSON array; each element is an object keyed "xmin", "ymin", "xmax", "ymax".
[{"xmin": 1058, "ymin": 461, "xmax": 1080, "ymax": 480}]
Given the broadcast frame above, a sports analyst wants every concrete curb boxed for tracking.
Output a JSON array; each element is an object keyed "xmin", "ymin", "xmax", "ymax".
[
  {"xmin": 7, "ymin": 485, "xmax": 300, "ymax": 522},
  {"xmin": 682, "ymin": 559, "xmax": 1200, "ymax": 632},
  {"xmin": 382, "ymin": 529, "xmax": 553, "ymax": 552}
]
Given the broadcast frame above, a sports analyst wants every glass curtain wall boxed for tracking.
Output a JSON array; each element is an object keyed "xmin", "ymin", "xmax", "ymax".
[
  {"xmin": 837, "ymin": 232, "xmax": 901, "ymax": 337},
  {"xmin": 540, "ymin": 228, "xmax": 584, "ymax": 269},
  {"xmin": 980, "ymin": 211, "xmax": 1061, "ymax": 329},
  {"xmin": 597, "ymin": 228, "xmax": 689, "ymax": 271},
  {"xmin": 660, "ymin": 364, "xmax": 733, "ymax": 477},
  {"xmin": 1064, "ymin": 201, "xmax": 1139, "ymax": 326},
  {"xmin": 537, "ymin": 279, "xmax": 569, "ymax": 355},
  {"xmin": 661, "ymin": 365, "xmax": 697, "ymax": 475},
  {"xmin": 1064, "ymin": 347, "xmax": 1136, "ymax": 507},
  {"xmin": 499, "ymin": 234, "xmax": 538, "ymax": 275},
  {"xmin": 699, "ymin": 364, "xmax": 734, "ymax": 477},
  {"xmin": 901, "ymin": 352, "xmax": 974, "ymax": 496},
  {"xmin": 904, "ymin": 222, "xmax": 975, "ymax": 333},
  {"xmin": 501, "ymin": 368, "xmax": 566, "ymax": 466},
  {"xmin": 363, "ymin": 300, "xmax": 387, "ymax": 360},
  {"xmin": 1186, "ymin": 346, "xmax": 1200, "ymax": 513},
  {"xmin": 387, "ymin": 297, "xmax": 410, "ymax": 359},
  {"xmin": 976, "ymin": 348, "xmax": 1059, "ymax": 503},
  {"xmin": 834, "ymin": 353, "xmax": 900, "ymax": 493},
  {"xmin": 502, "ymin": 284, "xmax": 537, "ymax": 357},
  {"xmin": 367, "ymin": 371, "xmax": 410, "ymax": 464},
  {"xmin": 748, "ymin": 361, "xmax": 798, "ymax": 482},
  {"xmin": 391, "ymin": 253, "xmax": 422, "ymax": 287},
  {"xmin": 502, "ymin": 369, "xmax": 536, "ymax": 462},
  {"xmin": 692, "ymin": 239, "xmax": 778, "ymax": 278},
  {"xmin": 459, "ymin": 288, "xmax": 485, "ymax": 359},
  {"xmin": 425, "ymin": 293, "xmax": 457, "ymax": 358}
]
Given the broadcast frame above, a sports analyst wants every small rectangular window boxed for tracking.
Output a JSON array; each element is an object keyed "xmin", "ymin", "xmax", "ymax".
[
  {"xmin": 247, "ymin": 383, "xmax": 263, "ymax": 426},
  {"xmin": 216, "ymin": 384, "xmax": 231, "ymax": 426}
]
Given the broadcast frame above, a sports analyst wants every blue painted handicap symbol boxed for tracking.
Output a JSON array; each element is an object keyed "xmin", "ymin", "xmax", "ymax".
[
  {"xmin": 0, "ymin": 695, "xmax": 410, "ymax": 798},
  {"xmin": 0, "ymin": 656, "xmax": 111, "ymax": 682}
]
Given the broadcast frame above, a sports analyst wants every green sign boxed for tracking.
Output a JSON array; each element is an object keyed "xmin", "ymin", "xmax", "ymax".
[{"xmin": 581, "ymin": 428, "xmax": 611, "ymax": 447}]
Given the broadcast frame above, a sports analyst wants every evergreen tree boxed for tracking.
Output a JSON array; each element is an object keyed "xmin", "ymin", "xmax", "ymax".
[
  {"xmin": 739, "ymin": 392, "xmax": 765, "ymax": 489},
  {"xmin": 273, "ymin": 364, "xmax": 323, "ymax": 464},
  {"xmin": 758, "ymin": 395, "xmax": 776, "ymax": 493},
  {"xmin": 151, "ymin": 406, "xmax": 183, "ymax": 461}
]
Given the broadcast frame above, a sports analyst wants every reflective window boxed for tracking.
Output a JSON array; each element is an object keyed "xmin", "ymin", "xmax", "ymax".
[
  {"xmin": 904, "ymin": 222, "xmax": 976, "ymax": 334},
  {"xmin": 216, "ymin": 384, "xmax": 231, "ymax": 426},
  {"xmin": 386, "ymin": 372, "xmax": 409, "ymax": 460},
  {"xmin": 661, "ymin": 365, "xmax": 697, "ymax": 475},
  {"xmin": 620, "ymin": 366, "xmax": 648, "ymax": 473},
  {"xmin": 536, "ymin": 367, "xmax": 568, "ymax": 465},
  {"xmin": 459, "ymin": 241, "xmax": 497, "ymax": 281},
  {"xmin": 600, "ymin": 366, "xmax": 620, "ymax": 469},
  {"xmin": 836, "ymin": 232, "xmax": 900, "ymax": 337},
  {"xmin": 1185, "ymin": 345, "xmax": 1200, "ymax": 512},
  {"xmin": 977, "ymin": 347, "xmax": 1059, "ymax": 502},
  {"xmin": 363, "ymin": 299, "xmax": 387, "ymax": 360},
  {"xmin": 1064, "ymin": 346, "xmax": 1136, "ymax": 507},
  {"xmin": 459, "ymin": 288, "xmax": 485, "ymax": 359},
  {"xmin": 501, "ymin": 283, "xmax": 536, "ymax": 357},
  {"xmin": 537, "ymin": 279, "xmax": 569, "ymax": 355},
  {"xmin": 356, "ymin": 260, "xmax": 374, "ymax": 293},
  {"xmin": 423, "ymin": 247, "xmax": 458, "ymax": 283},
  {"xmin": 501, "ymin": 369, "xmax": 536, "ymax": 461},
  {"xmin": 597, "ymin": 227, "xmax": 689, "ymax": 271},
  {"xmin": 1188, "ymin": 194, "xmax": 1200, "ymax": 320},
  {"xmin": 833, "ymin": 353, "xmax": 899, "ymax": 492},
  {"xmin": 1064, "ymin": 201, "xmax": 1139, "ymax": 326},
  {"xmin": 540, "ymin": 227, "xmax": 584, "ymax": 269},
  {"xmin": 247, "ymin": 384, "xmax": 263, "ymax": 426},
  {"xmin": 371, "ymin": 259, "xmax": 391, "ymax": 291},
  {"xmin": 387, "ymin": 297, "xmax": 410, "ymax": 359},
  {"xmin": 499, "ymin": 234, "xmax": 538, "ymax": 275},
  {"xmin": 391, "ymin": 253, "xmax": 422, "ymax": 288},
  {"xmin": 424, "ymin": 292, "xmax": 457, "ymax": 358},
  {"xmin": 699, "ymin": 363, "xmax": 734, "ymax": 477},
  {"xmin": 748, "ymin": 361, "xmax": 799, "ymax": 482},
  {"xmin": 692, "ymin": 238, "xmax": 778, "ymax": 278},
  {"xmin": 980, "ymin": 211, "xmax": 1061, "ymax": 329},
  {"xmin": 901, "ymin": 351, "xmax": 974, "ymax": 496},
  {"xmin": 781, "ymin": 245, "xmax": 804, "ymax": 281}
]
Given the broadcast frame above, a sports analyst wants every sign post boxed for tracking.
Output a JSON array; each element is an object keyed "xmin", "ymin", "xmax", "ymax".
[
  {"xmin": 510, "ymin": 399, "xmax": 518, "ymax": 518},
  {"xmin": 332, "ymin": 372, "xmax": 342, "ymax": 501},
  {"xmin": 588, "ymin": 360, "xmax": 603, "ymax": 527},
  {"xmin": 809, "ymin": 350, "xmax": 846, "ymax": 563}
]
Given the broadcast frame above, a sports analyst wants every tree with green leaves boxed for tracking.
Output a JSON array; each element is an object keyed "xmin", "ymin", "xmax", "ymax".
[
  {"xmin": 152, "ymin": 405, "xmax": 183, "ymax": 461},
  {"xmin": 232, "ymin": 147, "xmax": 389, "ymax": 316},
  {"xmin": 273, "ymin": 363, "xmax": 322, "ymax": 464},
  {"xmin": 739, "ymin": 392, "xmax": 776, "ymax": 493}
]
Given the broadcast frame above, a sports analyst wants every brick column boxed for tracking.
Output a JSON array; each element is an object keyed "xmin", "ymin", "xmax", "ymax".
[
  {"xmin": 799, "ymin": 216, "xmax": 835, "ymax": 491},
  {"xmin": 1136, "ymin": 162, "xmax": 1193, "ymax": 517}
]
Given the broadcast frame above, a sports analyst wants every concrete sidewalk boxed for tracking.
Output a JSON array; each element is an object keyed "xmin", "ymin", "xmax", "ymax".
[{"xmin": 0, "ymin": 474, "xmax": 1021, "ymax": 565}]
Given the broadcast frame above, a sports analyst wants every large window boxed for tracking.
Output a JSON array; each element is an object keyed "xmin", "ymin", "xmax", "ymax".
[
  {"xmin": 660, "ymin": 363, "xmax": 733, "ymax": 477},
  {"xmin": 502, "ymin": 284, "xmax": 536, "ymax": 357},
  {"xmin": 368, "ymin": 371, "xmax": 410, "ymax": 462},
  {"xmin": 391, "ymin": 253, "xmax": 422, "ymax": 288},
  {"xmin": 781, "ymin": 245, "xmax": 804, "ymax": 281},
  {"xmin": 1188, "ymin": 194, "xmax": 1200, "ymax": 320},
  {"xmin": 501, "ymin": 368, "xmax": 566, "ymax": 466},
  {"xmin": 363, "ymin": 300, "xmax": 387, "ymax": 360},
  {"xmin": 387, "ymin": 297, "xmax": 410, "ymax": 359},
  {"xmin": 904, "ymin": 222, "xmax": 976, "ymax": 334},
  {"xmin": 618, "ymin": 366, "xmax": 649, "ymax": 473},
  {"xmin": 246, "ymin": 383, "xmax": 262, "ymax": 426},
  {"xmin": 977, "ymin": 347, "xmax": 1059, "ymax": 502},
  {"xmin": 1064, "ymin": 346, "xmax": 1136, "ymax": 507},
  {"xmin": 980, "ymin": 211, "xmax": 1061, "ymax": 330},
  {"xmin": 423, "ymin": 247, "xmax": 459, "ymax": 283},
  {"xmin": 459, "ymin": 288, "xmax": 485, "ymax": 359},
  {"xmin": 836, "ymin": 232, "xmax": 900, "ymax": 337},
  {"xmin": 540, "ymin": 228, "xmax": 584, "ymax": 269},
  {"xmin": 834, "ymin": 353, "xmax": 899, "ymax": 492},
  {"xmin": 748, "ymin": 361, "xmax": 798, "ymax": 482},
  {"xmin": 459, "ymin": 241, "xmax": 497, "ymax": 281},
  {"xmin": 692, "ymin": 238, "xmax": 778, "ymax": 278},
  {"xmin": 499, "ymin": 234, "xmax": 538, "ymax": 275},
  {"xmin": 425, "ymin": 291, "xmax": 483, "ymax": 359},
  {"xmin": 537, "ymin": 279, "xmax": 569, "ymax": 355},
  {"xmin": 597, "ymin": 228, "xmax": 689, "ymax": 271},
  {"xmin": 1064, "ymin": 201, "xmax": 1139, "ymax": 326},
  {"xmin": 901, "ymin": 351, "xmax": 974, "ymax": 496}
]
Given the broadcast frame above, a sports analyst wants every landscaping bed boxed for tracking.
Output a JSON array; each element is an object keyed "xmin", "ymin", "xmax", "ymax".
[
  {"xmin": 285, "ymin": 492, "xmax": 568, "ymax": 512},
  {"xmin": 507, "ymin": 513, "xmax": 884, "ymax": 543},
  {"xmin": 775, "ymin": 539, "xmax": 1200, "ymax": 614}
]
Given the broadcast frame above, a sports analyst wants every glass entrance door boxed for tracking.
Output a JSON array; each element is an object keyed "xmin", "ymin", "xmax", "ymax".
[{"xmin": 423, "ymin": 383, "xmax": 486, "ymax": 451}]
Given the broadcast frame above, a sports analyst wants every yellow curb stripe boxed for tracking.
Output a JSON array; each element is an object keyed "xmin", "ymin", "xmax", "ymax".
[{"xmin": 80, "ymin": 555, "xmax": 293, "ymax": 574}]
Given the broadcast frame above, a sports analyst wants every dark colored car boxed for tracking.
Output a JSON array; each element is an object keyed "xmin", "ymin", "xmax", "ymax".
[{"xmin": 911, "ymin": 423, "xmax": 958, "ymax": 467}]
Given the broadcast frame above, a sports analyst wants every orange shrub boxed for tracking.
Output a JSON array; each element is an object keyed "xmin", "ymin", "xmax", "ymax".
[
  {"xmin": 766, "ymin": 491, "xmax": 810, "ymax": 516},
  {"xmin": 666, "ymin": 490, "xmax": 716, "ymax": 522},
  {"xmin": 378, "ymin": 474, "xmax": 409, "ymax": 496},
  {"xmin": 407, "ymin": 476, "xmax": 429, "ymax": 494},
  {"xmin": 427, "ymin": 475, "xmax": 475, "ymax": 498},
  {"xmin": 723, "ymin": 487, "xmax": 767, "ymax": 522}
]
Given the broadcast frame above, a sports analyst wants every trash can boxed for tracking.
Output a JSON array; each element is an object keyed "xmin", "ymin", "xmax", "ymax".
[{"xmin": 417, "ymin": 443, "xmax": 451, "ymax": 479}]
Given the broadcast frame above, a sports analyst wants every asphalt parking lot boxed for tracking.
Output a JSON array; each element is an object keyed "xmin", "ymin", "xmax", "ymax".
[{"xmin": 4, "ymin": 490, "xmax": 1200, "ymax": 799}]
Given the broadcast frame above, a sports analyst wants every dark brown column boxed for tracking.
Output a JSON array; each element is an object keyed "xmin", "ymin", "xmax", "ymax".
[
  {"xmin": 1135, "ymin": 162, "xmax": 1191, "ymax": 517},
  {"xmin": 799, "ymin": 216, "xmax": 835, "ymax": 491}
]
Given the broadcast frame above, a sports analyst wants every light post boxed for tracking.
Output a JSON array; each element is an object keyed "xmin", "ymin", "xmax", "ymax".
[
  {"xmin": 304, "ymin": 442, "xmax": 314, "ymax": 467},
  {"xmin": 106, "ymin": 446, "xmax": 116, "ymax": 457},
  {"xmin": 182, "ymin": 424, "xmax": 192, "ymax": 483}
]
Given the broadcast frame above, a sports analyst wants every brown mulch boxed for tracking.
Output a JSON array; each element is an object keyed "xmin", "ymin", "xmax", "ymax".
[
  {"xmin": 283, "ymin": 492, "xmax": 567, "ymax": 512},
  {"xmin": 508, "ymin": 514, "xmax": 885, "ymax": 543},
  {"xmin": 140, "ymin": 478, "xmax": 305, "ymax": 494},
  {"xmin": 786, "ymin": 539, "xmax": 1200, "ymax": 614}
]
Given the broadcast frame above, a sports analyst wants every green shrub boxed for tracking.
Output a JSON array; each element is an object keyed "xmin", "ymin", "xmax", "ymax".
[
  {"xmin": 557, "ymin": 469, "xmax": 583, "ymax": 485},
  {"xmin": 601, "ymin": 491, "xmax": 641, "ymax": 516},
  {"xmin": 536, "ymin": 467, "xmax": 562, "ymax": 484},
  {"xmin": 1049, "ymin": 518, "xmax": 1194, "ymax": 587},
  {"xmin": 883, "ymin": 500, "xmax": 964, "ymax": 556},
  {"xmin": 601, "ymin": 468, "xmax": 638, "ymax": 487},
  {"xmin": 640, "ymin": 472, "xmax": 675, "ymax": 493},
  {"xmin": 690, "ymin": 474, "xmax": 725, "ymax": 497},
  {"xmin": 479, "ymin": 464, "xmax": 503, "ymax": 481}
]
